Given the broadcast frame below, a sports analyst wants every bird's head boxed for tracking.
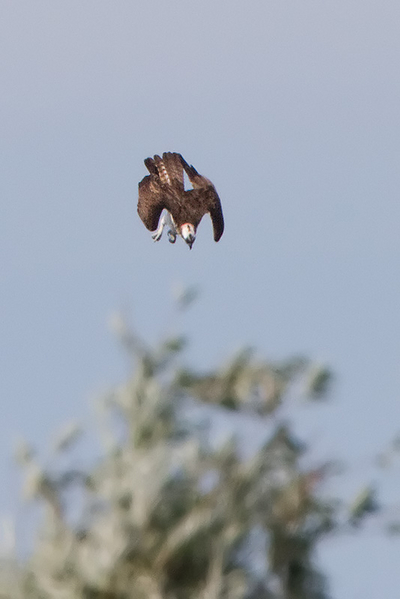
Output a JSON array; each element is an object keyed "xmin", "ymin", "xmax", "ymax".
[{"xmin": 180, "ymin": 223, "xmax": 196, "ymax": 249}]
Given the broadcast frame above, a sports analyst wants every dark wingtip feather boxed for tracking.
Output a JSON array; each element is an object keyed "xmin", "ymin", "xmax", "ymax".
[
  {"xmin": 214, "ymin": 227, "xmax": 224, "ymax": 242},
  {"xmin": 179, "ymin": 155, "xmax": 199, "ymax": 179},
  {"xmin": 144, "ymin": 157, "xmax": 157, "ymax": 175}
]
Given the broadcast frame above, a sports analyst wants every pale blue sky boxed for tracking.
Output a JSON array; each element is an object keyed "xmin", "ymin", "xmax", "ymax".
[{"xmin": 1, "ymin": 1, "xmax": 400, "ymax": 595}]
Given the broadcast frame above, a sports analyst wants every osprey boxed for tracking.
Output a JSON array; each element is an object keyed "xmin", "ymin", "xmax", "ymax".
[{"xmin": 137, "ymin": 152, "xmax": 224, "ymax": 249}]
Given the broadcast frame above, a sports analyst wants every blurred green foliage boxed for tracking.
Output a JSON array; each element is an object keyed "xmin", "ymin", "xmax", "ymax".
[{"xmin": 0, "ymin": 321, "xmax": 381, "ymax": 599}]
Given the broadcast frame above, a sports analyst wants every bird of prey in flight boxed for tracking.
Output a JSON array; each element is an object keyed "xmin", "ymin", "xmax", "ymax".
[{"xmin": 137, "ymin": 152, "xmax": 224, "ymax": 249}]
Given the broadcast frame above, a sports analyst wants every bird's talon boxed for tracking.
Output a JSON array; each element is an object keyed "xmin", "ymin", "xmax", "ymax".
[
  {"xmin": 152, "ymin": 230, "xmax": 163, "ymax": 241},
  {"xmin": 167, "ymin": 230, "xmax": 176, "ymax": 244}
]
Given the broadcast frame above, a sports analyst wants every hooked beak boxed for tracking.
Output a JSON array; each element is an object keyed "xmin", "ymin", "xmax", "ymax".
[{"xmin": 185, "ymin": 234, "xmax": 195, "ymax": 250}]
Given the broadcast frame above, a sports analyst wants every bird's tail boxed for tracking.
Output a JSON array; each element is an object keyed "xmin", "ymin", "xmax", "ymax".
[
  {"xmin": 145, "ymin": 152, "xmax": 190, "ymax": 190},
  {"xmin": 152, "ymin": 154, "xmax": 172, "ymax": 186},
  {"xmin": 162, "ymin": 153, "xmax": 185, "ymax": 189}
]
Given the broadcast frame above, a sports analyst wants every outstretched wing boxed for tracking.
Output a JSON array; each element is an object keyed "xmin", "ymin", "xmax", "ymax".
[
  {"xmin": 137, "ymin": 175, "xmax": 169, "ymax": 232},
  {"xmin": 181, "ymin": 156, "xmax": 224, "ymax": 242}
]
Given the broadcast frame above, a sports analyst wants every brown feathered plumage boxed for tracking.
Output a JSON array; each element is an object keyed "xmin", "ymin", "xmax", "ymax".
[{"xmin": 137, "ymin": 152, "xmax": 224, "ymax": 248}]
